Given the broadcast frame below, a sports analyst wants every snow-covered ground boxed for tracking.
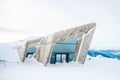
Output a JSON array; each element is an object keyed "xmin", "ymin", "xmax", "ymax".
[{"xmin": 0, "ymin": 55, "xmax": 120, "ymax": 80}]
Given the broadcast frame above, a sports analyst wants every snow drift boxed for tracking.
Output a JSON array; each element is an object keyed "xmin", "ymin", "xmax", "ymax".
[{"xmin": 0, "ymin": 43, "xmax": 21, "ymax": 62}]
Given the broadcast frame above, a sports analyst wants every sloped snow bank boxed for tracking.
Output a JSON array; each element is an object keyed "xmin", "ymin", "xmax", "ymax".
[
  {"xmin": 24, "ymin": 56, "xmax": 43, "ymax": 66},
  {"xmin": 0, "ymin": 42, "xmax": 21, "ymax": 62}
]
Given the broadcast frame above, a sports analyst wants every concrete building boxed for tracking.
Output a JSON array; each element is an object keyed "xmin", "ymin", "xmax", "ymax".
[
  {"xmin": 0, "ymin": 23, "xmax": 96, "ymax": 65},
  {"xmin": 16, "ymin": 23, "xmax": 96, "ymax": 65}
]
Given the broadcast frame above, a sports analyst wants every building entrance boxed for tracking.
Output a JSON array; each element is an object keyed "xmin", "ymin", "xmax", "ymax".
[{"xmin": 54, "ymin": 53, "xmax": 69, "ymax": 64}]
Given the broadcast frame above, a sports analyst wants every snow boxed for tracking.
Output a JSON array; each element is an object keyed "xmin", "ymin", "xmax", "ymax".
[
  {"xmin": 0, "ymin": 56, "xmax": 120, "ymax": 80},
  {"xmin": 0, "ymin": 42, "xmax": 21, "ymax": 62}
]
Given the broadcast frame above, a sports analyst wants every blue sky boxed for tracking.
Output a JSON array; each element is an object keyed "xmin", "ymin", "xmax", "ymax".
[{"xmin": 0, "ymin": 0, "xmax": 120, "ymax": 49}]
